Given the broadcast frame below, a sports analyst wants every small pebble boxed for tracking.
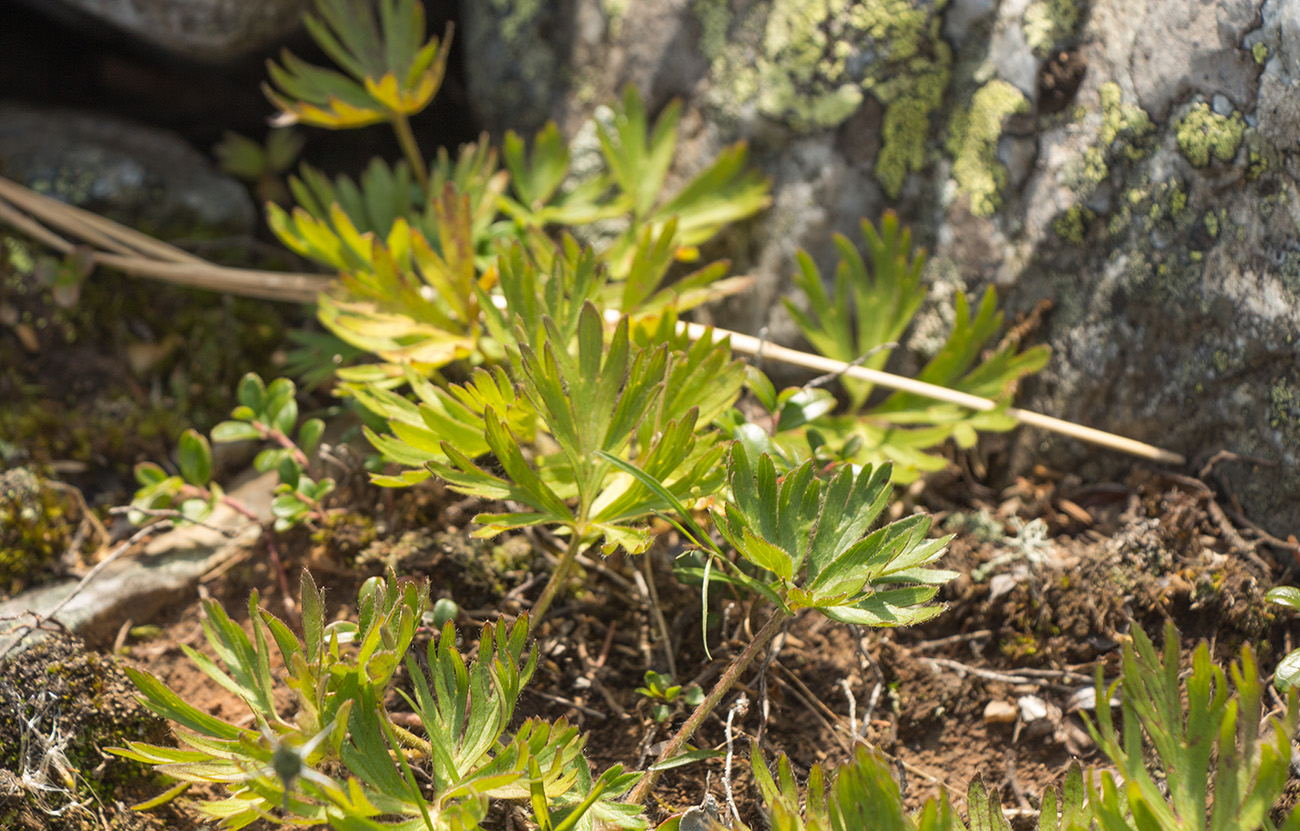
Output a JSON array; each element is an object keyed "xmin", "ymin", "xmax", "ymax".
[{"xmin": 983, "ymin": 699, "xmax": 1018, "ymax": 724}]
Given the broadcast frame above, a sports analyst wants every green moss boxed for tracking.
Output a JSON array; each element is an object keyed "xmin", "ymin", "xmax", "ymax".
[
  {"xmin": 1023, "ymin": 0, "xmax": 1080, "ymax": 56},
  {"xmin": 1176, "ymin": 103, "xmax": 1245, "ymax": 167},
  {"xmin": 0, "ymin": 635, "xmax": 175, "ymax": 825},
  {"xmin": 1252, "ymin": 42, "xmax": 1269, "ymax": 65},
  {"xmin": 1053, "ymin": 203, "xmax": 1095, "ymax": 244},
  {"xmin": 946, "ymin": 80, "xmax": 1028, "ymax": 216},
  {"xmin": 0, "ymin": 468, "xmax": 88, "ymax": 594},
  {"xmin": 695, "ymin": 0, "xmax": 952, "ymax": 195}
]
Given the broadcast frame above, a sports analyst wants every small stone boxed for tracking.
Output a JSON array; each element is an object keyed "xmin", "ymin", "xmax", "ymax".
[
  {"xmin": 984, "ymin": 699, "xmax": 1019, "ymax": 724},
  {"xmin": 1018, "ymin": 694, "xmax": 1050, "ymax": 722}
]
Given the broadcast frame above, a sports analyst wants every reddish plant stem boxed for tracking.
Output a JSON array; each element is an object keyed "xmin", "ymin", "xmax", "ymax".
[
  {"xmin": 251, "ymin": 421, "xmax": 312, "ymax": 471},
  {"xmin": 627, "ymin": 608, "xmax": 789, "ymax": 805},
  {"xmin": 186, "ymin": 483, "xmax": 297, "ymax": 614}
]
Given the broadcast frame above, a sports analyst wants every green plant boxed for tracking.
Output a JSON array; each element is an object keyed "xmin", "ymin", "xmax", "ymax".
[
  {"xmin": 1085, "ymin": 622, "xmax": 1299, "ymax": 831},
  {"xmin": 740, "ymin": 213, "xmax": 1051, "ymax": 482},
  {"xmin": 636, "ymin": 672, "xmax": 703, "ymax": 724},
  {"xmin": 501, "ymin": 86, "xmax": 771, "ymax": 280},
  {"xmin": 264, "ymin": 0, "xmax": 452, "ymax": 187},
  {"xmin": 216, "ymin": 128, "xmax": 305, "ymax": 205},
  {"xmin": 129, "ymin": 373, "xmax": 333, "ymax": 532},
  {"xmin": 113, "ymin": 570, "xmax": 643, "ymax": 830},
  {"xmin": 1266, "ymin": 585, "xmax": 1300, "ymax": 690},
  {"xmin": 720, "ymin": 744, "xmax": 1085, "ymax": 831},
  {"xmin": 617, "ymin": 442, "xmax": 955, "ymax": 802},
  {"xmin": 358, "ymin": 273, "xmax": 744, "ymax": 618}
]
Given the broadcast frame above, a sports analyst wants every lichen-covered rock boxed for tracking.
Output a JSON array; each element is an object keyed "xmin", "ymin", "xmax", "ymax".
[
  {"xmin": 462, "ymin": 0, "xmax": 1300, "ymax": 535},
  {"xmin": 12, "ymin": 0, "xmax": 310, "ymax": 62},
  {"xmin": 0, "ymin": 104, "xmax": 254, "ymax": 240}
]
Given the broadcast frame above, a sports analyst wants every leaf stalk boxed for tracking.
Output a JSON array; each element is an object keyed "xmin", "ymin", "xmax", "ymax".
[{"xmin": 627, "ymin": 608, "xmax": 788, "ymax": 805}]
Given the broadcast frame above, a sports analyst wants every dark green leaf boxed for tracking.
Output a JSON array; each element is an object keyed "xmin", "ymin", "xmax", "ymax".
[{"xmin": 178, "ymin": 429, "xmax": 212, "ymax": 487}]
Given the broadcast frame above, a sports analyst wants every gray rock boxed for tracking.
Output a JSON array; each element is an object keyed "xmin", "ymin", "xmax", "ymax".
[
  {"xmin": 461, "ymin": 0, "xmax": 1300, "ymax": 536},
  {"xmin": 1129, "ymin": 0, "xmax": 1260, "ymax": 119},
  {"xmin": 13, "ymin": 0, "xmax": 310, "ymax": 62},
  {"xmin": 0, "ymin": 471, "xmax": 275, "ymax": 659},
  {"xmin": 0, "ymin": 103, "xmax": 255, "ymax": 239}
]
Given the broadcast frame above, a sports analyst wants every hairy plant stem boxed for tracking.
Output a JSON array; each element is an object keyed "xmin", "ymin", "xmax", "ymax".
[
  {"xmin": 627, "ymin": 608, "xmax": 789, "ymax": 805},
  {"xmin": 530, "ymin": 533, "xmax": 585, "ymax": 623},
  {"xmin": 390, "ymin": 113, "xmax": 429, "ymax": 192}
]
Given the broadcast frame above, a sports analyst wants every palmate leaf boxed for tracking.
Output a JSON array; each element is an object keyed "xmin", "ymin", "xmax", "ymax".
[
  {"xmin": 264, "ymin": 0, "xmax": 452, "ymax": 128},
  {"xmin": 735, "ymin": 745, "xmax": 1091, "ymax": 831},
  {"xmin": 873, "ymin": 288, "xmax": 1051, "ymax": 413},
  {"xmin": 401, "ymin": 617, "xmax": 537, "ymax": 791},
  {"xmin": 315, "ymin": 186, "xmax": 497, "ymax": 373},
  {"xmin": 499, "ymin": 86, "xmax": 769, "ymax": 282},
  {"xmin": 480, "ymin": 239, "xmax": 606, "ymax": 361},
  {"xmin": 431, "ymin": 304, "xmax": 741, "ymax": 555},
  {"xmin": 424, "ymin": 139, "xmax": 510, "ymax": 261},
  {"xmin": 784, "ymin": 214, "xmax": 926, "ymax": 410},
  {"xmin": 715, "ymin": 445, "xmax": 953, "ymax": 618},
  {"xmin": 772, "ymin": 212, "xmax": 1048, "ymax": 482}
]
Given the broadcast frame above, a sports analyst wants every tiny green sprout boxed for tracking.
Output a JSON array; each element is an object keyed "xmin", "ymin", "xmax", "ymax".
[
  {"xmin": 131, "ymin": 373, "xmax": 333, "ymax": 533},
  {"xmin": 636, "ymin": 671, "xmax": 704, "ymax": 723}
]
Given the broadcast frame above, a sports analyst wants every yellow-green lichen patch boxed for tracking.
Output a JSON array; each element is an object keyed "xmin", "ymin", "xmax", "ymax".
[
  {"xmin": 1023, "ymin": 0, "xmax": 1081, "ymax": 56},
  {"xmin": 489, "ymin": 0, "xmax": 545, "ymax": 42},
  {"xmin": 1252, "ymin": 42, "xmax": 1269, "ymax": 65},
  {"xmin": 695, "ymin": 0, "xmax": 952, "ymax": 195},
  {"xmin": 947, "ymin": 80, "xmax": 1028, "ymax": 216},
  {"xmin": 1176, "ymin": 103, "xmax": 1246, "ymax": 167},
  {"xmin": 1061, "ymin": 85, "xmax": 1154, "ymax": 196},
  {"xmin": 1168, "ymin": 182, "xmax": 1187, "ymax": 216},
  {"xmin": 1053, "ymin": 203, "xmax": 1095, "ymax": 244},
  {"xmin": 1099, "ymin": 82, "xmax": 1155, "ymax": 159},
  {"xmin": 1202, "ymin": 210, "xmax": 1219, "ymax": 239},
  {"xmin": 1270, "ymin": 377, "xmax": 1300, "ymax": 434}
]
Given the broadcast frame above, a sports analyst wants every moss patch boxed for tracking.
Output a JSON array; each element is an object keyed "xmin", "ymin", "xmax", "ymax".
[
  {"xmin": 0, "ymin": 469, "xmax": 95, "ymax": 597},
  {"xmin": 946, "ymin": 80, "xmax": 1028, "ymax": 216},
  {"xmin": 0, "ymin": 635, "xmax": 183, "ymax": 830}
]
